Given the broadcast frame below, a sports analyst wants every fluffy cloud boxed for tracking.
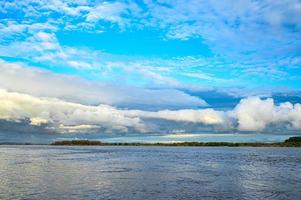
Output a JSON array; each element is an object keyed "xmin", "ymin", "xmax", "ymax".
[{"xmin": 231, "ymin": 97, "xmax": 301, "ymax": 131}]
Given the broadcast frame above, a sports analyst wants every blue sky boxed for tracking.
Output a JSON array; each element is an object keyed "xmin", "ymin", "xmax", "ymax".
[{"xmin": 0, "ymin": 0, "xmax": 301, "ymax": 143}]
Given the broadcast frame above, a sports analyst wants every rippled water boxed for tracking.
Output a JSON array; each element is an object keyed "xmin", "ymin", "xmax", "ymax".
[{"xmin": 0, "ymin": 146, "xmax": 300, "ymax": 200}]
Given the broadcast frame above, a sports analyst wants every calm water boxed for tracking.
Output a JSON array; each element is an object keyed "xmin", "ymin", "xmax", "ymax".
[{"xmin": 0, "ymin": 146, "xmax": 300, "ymax": 200}]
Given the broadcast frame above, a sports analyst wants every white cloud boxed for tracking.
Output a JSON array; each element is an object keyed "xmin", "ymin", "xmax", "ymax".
[
  {"xmin": 86, "ymin": 2, "xmax": 130, "ymax": 26},
  {"xmin": 40, "ymin": 0, "xmax": 91, "ymax": 16},
  {"xmin": 125, "ymin": 109, "xmax": 225, "ymax": 125},
  {"xmin": 0, "ymin": 29, "xmax": 96, "ymax": 69},
  {"xmin": 231, "ymin": 97, "xmax": 301, "ymax": 131},
  {"xmin": 30, "ymin": 117, "xmax": 48, "ymax": 126},
  {"xmin": 184, "ymin": 72, "xmax": 232, "ymax": 83},
  {"xmin": 231, "ymin": 97, "xmax": 276, "ymax": 131},
  {"xmin": 0, "ymin": 27, "xmax": 199, "ymax": 87},
  {"xmin": 0, "ymin": 60, "xmax": 207, "ymax": 108},
  {"xmin": 140, "ymin": 0, "xmax": 301, "ymax": 71}
]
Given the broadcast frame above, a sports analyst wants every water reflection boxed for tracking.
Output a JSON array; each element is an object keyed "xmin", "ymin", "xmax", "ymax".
[{"xmin": 0, "ymin": 146, "xmax": 300, "ymax": 200}]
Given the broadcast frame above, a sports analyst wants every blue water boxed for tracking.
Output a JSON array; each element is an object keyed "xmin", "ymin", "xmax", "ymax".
[{"xmin": 0, "ymin": 146, "xmax": 300, "ymax": 200}]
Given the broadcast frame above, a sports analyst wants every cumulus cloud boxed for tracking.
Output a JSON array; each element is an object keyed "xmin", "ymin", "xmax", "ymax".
[{"xmin": 231, "ymin": 97, "xmax": 301, "ymax": 131}]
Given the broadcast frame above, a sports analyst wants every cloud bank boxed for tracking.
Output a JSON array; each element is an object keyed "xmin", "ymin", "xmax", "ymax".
[
  {"xmin": 0, "ymin": 60, "xmax": 207, "ymax": 109},
  {"xmin": 0, "ymin": 89, "xmax": 300, "ymax": 134},
  {"xmin": 0, "ymin": 60, "xmax": 300, "ymax": 134}
]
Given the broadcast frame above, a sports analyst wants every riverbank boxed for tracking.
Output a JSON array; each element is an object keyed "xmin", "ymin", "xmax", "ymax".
[{"xmin": 51, "ymin": 137, "xmax": 301, "ymax": 147}]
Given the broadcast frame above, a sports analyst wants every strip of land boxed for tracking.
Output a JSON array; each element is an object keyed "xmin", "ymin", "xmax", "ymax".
[{"xmin": 51, "ymin": 137, "xmax": 301, "ymax": 147}]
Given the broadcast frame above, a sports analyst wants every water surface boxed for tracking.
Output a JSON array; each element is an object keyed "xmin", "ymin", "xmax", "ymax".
[{"xmin": 0, "ymin": 146, "xmax": 300, "ymax": 200}]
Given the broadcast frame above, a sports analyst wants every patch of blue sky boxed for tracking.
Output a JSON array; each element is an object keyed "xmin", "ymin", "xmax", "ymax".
[{"xmin": 57, "ymin": 29, "xmax": 212, "ymax": 57}]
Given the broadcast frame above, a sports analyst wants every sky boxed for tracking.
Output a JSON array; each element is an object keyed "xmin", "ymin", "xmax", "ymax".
[{"xmin": 0, "ymin": 0, "xmax": 301, "ymax": 143}]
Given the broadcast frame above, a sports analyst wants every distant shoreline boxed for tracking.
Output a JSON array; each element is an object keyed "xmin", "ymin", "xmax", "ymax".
[
  {"xmin": 50, "ymin": 136, "xmax": 301, "ymax": 147},
  {"xmin": 1, "ymin": 137, "xmax": 301, "ymax": 147}
]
